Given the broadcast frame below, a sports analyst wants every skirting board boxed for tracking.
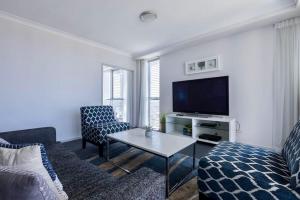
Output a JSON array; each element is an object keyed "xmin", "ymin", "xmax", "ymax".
[{"xmin": 59, "ymin": 136, "xmax": 82, "ymax": 143}]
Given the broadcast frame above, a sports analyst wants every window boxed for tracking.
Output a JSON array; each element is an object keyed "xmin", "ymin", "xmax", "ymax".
[
  {"xmin": 148, "ymin": 59, "xmax": 160, "ymax": 130},
  {"xmin": 102, "ymin": 66, "xmax": 133, "ymax": 123},
  {"xmin": 111, "ymin": 70, "xmax": 124, "ymax": 120}
]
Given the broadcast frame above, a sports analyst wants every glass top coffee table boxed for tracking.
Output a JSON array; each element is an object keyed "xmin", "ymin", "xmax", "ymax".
[{"xmin": 106, "ymin": 128, "xmax": 197, "ymax": 198}]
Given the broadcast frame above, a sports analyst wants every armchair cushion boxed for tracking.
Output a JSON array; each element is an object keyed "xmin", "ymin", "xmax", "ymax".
[
  {"xmin": 91, "ymin": 122, "xmax": 130, "ymax": 131},
  {"xmin": 80, "ymin": 106, "xmax": 116, "ymax": 125},
  {"xmin": 83, "ymin": 122, "xmax": 130, "ymax": 144},
  {"xmin": 80, "ymin": 106, "xmax": 131, "ymax": 145}
]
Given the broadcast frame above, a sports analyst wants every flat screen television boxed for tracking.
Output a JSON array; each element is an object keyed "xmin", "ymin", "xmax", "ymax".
[{"xmin": 172, "ymin": 76, "xmax": 229, "ymax": 115}]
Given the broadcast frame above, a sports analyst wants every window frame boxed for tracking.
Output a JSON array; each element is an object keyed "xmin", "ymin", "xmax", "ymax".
[{"xmin": 101, "ymin": 64, "xmax": 133, "ymax": 122}]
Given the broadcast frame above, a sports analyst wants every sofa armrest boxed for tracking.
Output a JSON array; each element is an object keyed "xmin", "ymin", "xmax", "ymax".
[
  {"xmin": 0, "ymin": 127, "xmax": 56, "ymax": 146},
  {"xmin": 115, "ymin": 167, "xmax": 165, "ymax": 200}
]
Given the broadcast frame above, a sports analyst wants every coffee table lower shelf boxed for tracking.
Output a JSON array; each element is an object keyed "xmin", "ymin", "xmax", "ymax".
[{"xmin": 106, "ymin": 139, "xmax": 196, "ymax": 198}]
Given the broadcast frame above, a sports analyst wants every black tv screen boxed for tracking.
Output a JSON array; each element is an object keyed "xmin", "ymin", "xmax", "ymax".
[{"xmin": 172, "ymin": 76, "xmax": 229, "ymax": 115}]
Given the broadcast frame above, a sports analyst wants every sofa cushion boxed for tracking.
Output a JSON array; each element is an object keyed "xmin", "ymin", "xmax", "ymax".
[
  {"xmin": 282, "ymin": 121, "xmax": 300, "ymax": 189},
  {"xmin": 0, "ymin": 167, "xmax": 58, "ymax": 200},
  {"xmin": 46, "ymin": 143, "xmax": 165, "ymax": 200},
  {"xmin": 0, "ymin": 143, "xmax": 60, "ymax": 183},
  {"xmin": 0, "ymin": 127, "xmax": 57, "ymax": 147},
  {"xmin": 198, "ymin": 142, "xmax": 300, "ymax": 200},
  {"xmin": 204, "ymin": 142, "xmax": 290, "ymax": 185},
  {"xmin": 0, "ymin": 144, "xmax": 67, "ymax": 199},
  {"xmin": 46, "ymin": 144, "xmax": 115, "ymax": 198}
]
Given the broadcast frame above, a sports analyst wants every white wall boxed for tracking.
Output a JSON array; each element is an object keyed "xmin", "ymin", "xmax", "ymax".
[
  {"xmin": 0, "ymin": 16, "xmax": 135, "ymax": 141},
  {"xmin": 160, "ymin": 26, "xmax": 274, "ymax": 148}
]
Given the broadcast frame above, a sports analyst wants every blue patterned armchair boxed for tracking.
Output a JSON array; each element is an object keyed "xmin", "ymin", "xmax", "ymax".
[
  {"xmin": 80, "ymin": 106, "xmax": 130, "ymax": 156},
  {"xmin": 198, "ymin": 121, "xmax": 300, "ymax": 200}
]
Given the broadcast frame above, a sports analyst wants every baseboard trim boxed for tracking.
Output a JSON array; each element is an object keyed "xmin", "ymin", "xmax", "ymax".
[{"xmin": 59, "ymin": 136, "xmax": 82, "ymax": 143}]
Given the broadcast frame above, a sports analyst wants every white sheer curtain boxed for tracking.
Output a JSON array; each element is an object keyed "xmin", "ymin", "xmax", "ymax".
[
  {"xmin": 273, "ymin": 17, "xmax": 300, "ymax": 151},
  {"xmin": 135, "ymin": 60, "xmax": 149, "ymax": 127}
]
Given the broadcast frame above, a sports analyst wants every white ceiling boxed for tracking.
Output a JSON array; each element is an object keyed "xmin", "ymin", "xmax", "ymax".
[{"xmin": 0, "ymin": 0, "xmax": 299, "ymax": 57}]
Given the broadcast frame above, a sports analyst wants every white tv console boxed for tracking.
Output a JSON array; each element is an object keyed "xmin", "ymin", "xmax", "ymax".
[{"xmin": 165, "ymin": 113, "xmax": 237, "ymax": 145}]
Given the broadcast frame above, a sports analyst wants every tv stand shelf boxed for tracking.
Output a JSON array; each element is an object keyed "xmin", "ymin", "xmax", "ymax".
[{"xmin": 165, "ymin": 113, "xmax": 236, "ymax": 145}]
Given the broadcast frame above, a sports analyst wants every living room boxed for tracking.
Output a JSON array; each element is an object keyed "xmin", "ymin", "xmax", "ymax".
[{"xmin": 0, "ymin": 1, "xmax": 300, "ymax": 200}]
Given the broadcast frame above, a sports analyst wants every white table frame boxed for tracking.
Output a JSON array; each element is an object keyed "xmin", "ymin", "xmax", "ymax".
[{"xmin": 106, "ymin": 130, "xmax": 197, "ymax": 198}]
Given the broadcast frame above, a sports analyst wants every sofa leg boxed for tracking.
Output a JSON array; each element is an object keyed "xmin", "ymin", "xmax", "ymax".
[
  {"xmin": 82, "ymin": 139, "xmax": 86, "ymax": 149},
  {"xmin": 98, "ymin": 144, "xmax": 104, "ymax": 157}
]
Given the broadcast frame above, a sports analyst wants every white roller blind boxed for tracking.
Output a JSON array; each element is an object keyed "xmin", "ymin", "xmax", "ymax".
[
  {"xmin": 113, "ymin": 70, "xmax": 122, "ymax": 99},
  {"xmin": 150, "ymin": 59, "xmax": 160, "ymax": 98},
  {"xmin": 149, "ymin": 59, "xmax": 160, "ymax": 130}
]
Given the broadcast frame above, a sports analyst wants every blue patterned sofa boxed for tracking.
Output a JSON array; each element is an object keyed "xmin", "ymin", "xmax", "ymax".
[
  {"xmin": 198, "ymin": 121, "xmax": 300, "ymax": 200},
  {"xmin": 80, "ymin": 106, "xmax": 130, "ymax": 156}
]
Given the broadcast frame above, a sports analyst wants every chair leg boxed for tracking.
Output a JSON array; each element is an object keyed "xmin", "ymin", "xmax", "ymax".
[
  {"xmin": 82, "ymin": 139, "xmax": 86, "ymax": 149},
  {"xmin": 98, "ymin": 144, "xmax": 104, "ymax": 157},
  {"xmin": 199, "ymin": 192, "xmax": 209, "ymax": 200}
]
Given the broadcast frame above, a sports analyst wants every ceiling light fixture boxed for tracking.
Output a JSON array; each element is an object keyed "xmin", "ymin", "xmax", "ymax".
[{"xmin": 139, "ymin": 11, "xmax": 157, "ymax": 22}]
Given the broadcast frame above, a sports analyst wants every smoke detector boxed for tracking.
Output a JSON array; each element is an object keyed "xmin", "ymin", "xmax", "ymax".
[{"xmin": 139, "ymin": 11, "xmax": 157, "ymax": 22}]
